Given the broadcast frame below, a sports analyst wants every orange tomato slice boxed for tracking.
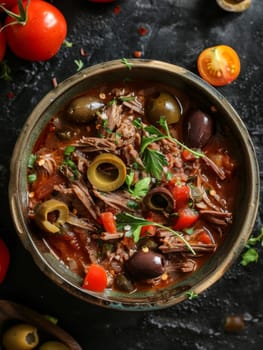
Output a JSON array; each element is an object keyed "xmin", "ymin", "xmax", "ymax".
[{"xmin": 197, "ymin": 45, "xmax": 241, "ymax": 86}]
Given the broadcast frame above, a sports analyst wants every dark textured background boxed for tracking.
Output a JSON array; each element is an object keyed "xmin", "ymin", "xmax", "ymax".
[{"xmin": 0, "ymin": 0, "xmax": 262, "ymax": 349}]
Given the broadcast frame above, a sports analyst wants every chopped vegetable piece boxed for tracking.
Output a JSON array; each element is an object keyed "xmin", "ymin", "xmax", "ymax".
[
  {"xmin": 173, "ymin": 207, "xmax": 199, "ymax": 231},
  {"xmin": 100, "ymin": 212, "xmax": 117, "ymax": 233},
  {"xmin": 82, "ymin": 264, "xmax": 107, "ymax": 292}
]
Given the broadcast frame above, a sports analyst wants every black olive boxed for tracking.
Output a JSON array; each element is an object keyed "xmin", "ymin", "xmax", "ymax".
[
  {"xmin": 143, "ymin": 186, "xmax": 175, "ymax": 213},
  {"xmin": 125, "ymin": 250, "xmax": 166, "ymax": 281},
  {"xmin": 183, "ymin": 109, "xmax": 214, "ymax": 148}
]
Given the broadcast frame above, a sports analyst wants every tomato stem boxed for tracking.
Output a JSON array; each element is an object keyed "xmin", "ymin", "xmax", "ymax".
[{"xmin": 0, "ymin": 0, "xmax": 30, "ymax": 31}]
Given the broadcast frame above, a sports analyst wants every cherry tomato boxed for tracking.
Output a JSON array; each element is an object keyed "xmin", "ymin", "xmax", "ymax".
[
  {"xmin": 0, "ymin": 23, "xmax": 6, "ymax": 61},
  {"xmin": 197, "ymin": 45, "xmax": 241, "ymax": 86},
  {"xmin": 173, "ymin": 207, "xmax": 199, "ymax": 231},
  {"xmin": 0, "ymin": 0, "xmax": 18, "ymax": 9},
  {"xmin": 4, "ymin": 0, "xmax": 67, "ymax": 61},
  {"xmin": 82, "ymin": 264, "xmax": 107, "ymax": 292},
  {"xmin": 100, "ymin": 212, "xmax": 117, "ymax": 233},
  {"xmin": 0, "ymin": 238, "xmax": 10, "ymax": 283}
]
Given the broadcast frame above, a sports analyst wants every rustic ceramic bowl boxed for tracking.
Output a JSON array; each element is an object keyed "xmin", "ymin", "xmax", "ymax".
[{"xmin": 9, "ymin": 59, "xmax": 260, "ymax": 310}]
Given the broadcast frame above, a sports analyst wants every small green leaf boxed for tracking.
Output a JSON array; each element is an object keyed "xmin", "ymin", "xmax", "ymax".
[
  {"xmin": 28, "ymin": 154, "xmax": 37, "ymax": 168},
  {"xmin": 121, "ymin": 58, "xmax": 133, "ymax": 70},
  {"xmin": 28, "ymin": 174, "xmax": 37, "ymax": 183},
  {"xmin": 64, "ymin": 40, "xmax": 73, "ymax": 48},
  {"xmin": 142, "ymin": 148, "xmax": 168, "ymax": 180},
  {"xmin": 64, "ymin": 145, "xmax": 75, "ymax": 156},
  {"xmin": 125, "ymin": 171, "xmax": 134, "ymax": 192},
  {"xmin": 185, "ymin": 290, "xmax": 198, "ymax": 300},
  {"xmin": 74, "ymin": 59, "xmax": 84, "ymax": 72},
  {"xmin": 132, "ymin": 177, "xmax": 151, "ymax": 198},
  {"xmin": 241, "ymin": 248, "xmax": 259, "ymax": 266}
]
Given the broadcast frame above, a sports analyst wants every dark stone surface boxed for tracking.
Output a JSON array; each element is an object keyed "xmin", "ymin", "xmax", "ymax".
[{"xmin": 0, "ymin": 0, "xmax": 262, "ymax": 349}]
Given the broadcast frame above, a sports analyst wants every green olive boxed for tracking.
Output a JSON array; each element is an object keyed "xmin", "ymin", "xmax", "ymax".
[
  {"xmin": 66, "ymin": 95, "xmax": 104, "ymax": 123},
  {"xmin": 146, "ymin": 92, "xmax": 181, "ymax": 125},
  {"xmin": 87, "ymin": 153, "xmax": 127, "ymax": 192},
  {"xmin": 114, "ymin": 274, "xmax": 134, "ymax": 293},
  {"xmin": 34, "ymin": 199, "xmax": 69, "ymax": 233},
  {"xmin": 2, "ymin": 323, "xmax": 39, "ymax": 350},
  {"xmin": 38, "ymin": 341, "xmax": 70, "ymax": 350}
]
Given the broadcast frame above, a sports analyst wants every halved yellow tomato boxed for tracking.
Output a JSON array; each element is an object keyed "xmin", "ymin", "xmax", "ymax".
[{"xmin": 197, "ymin": 45, "xmax": 241, "ymax": 86}]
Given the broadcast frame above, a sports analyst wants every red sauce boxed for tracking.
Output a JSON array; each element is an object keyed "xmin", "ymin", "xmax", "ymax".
[{"xmin": 27, "ymin": 81, "xmax": 238, "ymax": 293}]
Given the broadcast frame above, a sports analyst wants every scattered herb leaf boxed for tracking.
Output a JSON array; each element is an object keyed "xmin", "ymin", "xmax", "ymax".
[
  {"xmin": 63, "ymin": 40, "xmax": 73, "ymax": 48},
  {"xmin": 126, "ymin": 171, "xmax": 151, "ymax": 199},
  {"xmin": 0, "ymin": 61, "xmax": 12, "ymax": 81},
  {"xmin": 28, "ymin": 154, "xmax": 37, "ymax": 168},
  {"xmin": 241, "ymin": 228, "xmax": 263, "ymax": 266},
  {"xmin": 74, "ymin": 59, "xmax": 84, "ymax": 72},
  {"xmin": 121, "ymin": 58, "xmax": 133, "ymax": 70},
  {"xmin": 28, "ymin": 174, "xmax": 37, "ymax": 183},
  {"xmin": 185, "ymin": 290, "xmax": 198, "ymax": 300},
  {"xmin": 142, "ymin": 148, "xmax": 168, "ymax": 180}
]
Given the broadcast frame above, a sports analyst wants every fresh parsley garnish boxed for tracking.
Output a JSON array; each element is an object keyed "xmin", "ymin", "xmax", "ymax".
[
  {"xmin": 116, "ymin": 212, "xmax": 195, "ymax": 254},
  {"xmin": 185, "ymin": 290, "xmax": 198, "ymax": 300},
  {"xmin": 126, "ymin": 171, "xmax": 151, "ymax": 199},
  {"xmin": 134, "ymin": 117, "xmax": 203, "ymax": 180},
  {"xmin": 74, "ymin": 59, "xmax": 84, "ymax": 72},
  {"xmin": 241, "ymin": 228, "xmax": 263, "ymax": 266},
  {"xmin": 142, "ymin": 148, "xmax": 168, "ymax": 180},
  {"xmin": 121, "ymin": 58, "xmax": 133, "ymax": 70},
  {"xmin": 28, "ymin": 174, "xmax": 37, "ymax": 183},
  {"xmin": 63, "ymin": 40, "xmax": 73, "ymax": 48},
  {"xmin": 60, "ymin": 146, "xmax": 79, "ymax": 180},
  {"xmin": 28, "ymin": 154, "xmax": 37, "ymax": 168},
  {"xmin": 64, "ymin": 145, "xmax": 75, "ymax": 156}
]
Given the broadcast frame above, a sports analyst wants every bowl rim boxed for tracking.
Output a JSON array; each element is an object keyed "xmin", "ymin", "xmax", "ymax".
[{"xmin": 9, "ymin": 58, "xmax": 260, "ymax": 310}]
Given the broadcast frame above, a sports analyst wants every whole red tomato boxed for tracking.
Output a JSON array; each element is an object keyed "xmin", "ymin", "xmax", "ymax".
[
  {"xmin": 0, "ymin": 23, "xmax": 6, "ymax": 61},
  {"xmin": 4, "ymin": 0, "xmax": 67, "ymax": 61},
  {"xmin": 0, "ymin": 238, "xmax": 10, "ymax": 283}
]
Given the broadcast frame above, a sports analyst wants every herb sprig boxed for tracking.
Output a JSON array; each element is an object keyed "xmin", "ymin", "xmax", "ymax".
[
  {"xmin": 116, "ymin": 212, "xmax": 195, "ymax": 254},
  {"xmin": 241, "ymin": 228, "xmax": 263, "ymax": 266},
  {"xmin": 185, "ymin": 290, "xmax": 198, "ymax": 300},
  {"xmin": 126, "ymin": 171, "xmax": 151, "ymax": 199},
  {"xmin": 135, "ymin": 117, "xmax": 203, "ymax": 179}
]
